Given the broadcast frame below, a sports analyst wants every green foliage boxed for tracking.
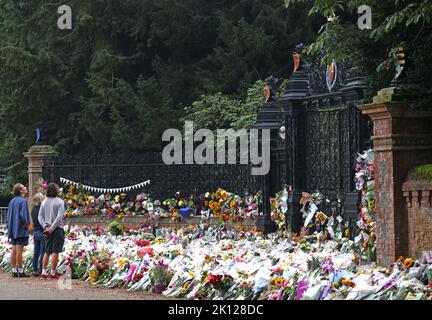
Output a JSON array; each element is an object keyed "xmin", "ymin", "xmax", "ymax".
[
  {"xmin": 183, "ymin": 80, "xmax": 267, "ymax": 131},
  {"xmin": 108, "ymin": 221, "xmax": 124, "ymax": 236},
  {"xmin": 183, "ymin": 93, "xmax": 242, "ymax": 131},
  {"xmin": 284, "ymin": 0, "xmax": 432, "ymax": 107},
  {"xmin": 410, "ymin": 164, "xmax": 432, "ymax": 183}
]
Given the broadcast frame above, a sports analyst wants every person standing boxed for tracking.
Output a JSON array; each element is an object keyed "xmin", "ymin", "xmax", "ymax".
[
  {"xmin": 38, "ymin": 183, "xmax": 65, "ymax": 280},
  {"xmin": 31, "ymin": 193, "xmax": 45, "ymax": 277},
  {"xmin": 6, "ymin": 183, "xmax": 31, "ymax": 278}
]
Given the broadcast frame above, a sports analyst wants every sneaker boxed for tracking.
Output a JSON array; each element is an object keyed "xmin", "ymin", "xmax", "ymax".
[
  {"xmin": 49, "ymin": 274, "xmax": 60, "ymax": 280},
  {"xmin": 32, "ymin": 272, "xmax": 40, "ymax": 278},
  {"xmin": 12, "ymin": 272, "xmax": 18, "ymax": 278},
  {"xmin": 18, "ymin": 272, "xmax": 30, "ymax": 278},
  {"xmin": 40, "ymin": 274, "xmax": 49, "ymax": 280}
]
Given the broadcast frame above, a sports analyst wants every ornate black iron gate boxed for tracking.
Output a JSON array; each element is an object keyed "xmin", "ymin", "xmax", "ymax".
[{"xmin": 254, "ymin": 57, "xmax": 372, "ymax": 235}]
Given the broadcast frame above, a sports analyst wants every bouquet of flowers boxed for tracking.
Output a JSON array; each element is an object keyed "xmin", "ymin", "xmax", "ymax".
[
  {"xmin": 271, "ymin": 186, "xmax": 290, "ymax": 231},
  {"xmin": 150, "ymin": 260, "xmax": 171, "ymax": 294},
  {"xmin": 203, "ymin": 273, "xmax": 234, "ymax": 298},
  {"xmin": 355, "ymin": 150, "xmax": 376, "ymax": 262}
]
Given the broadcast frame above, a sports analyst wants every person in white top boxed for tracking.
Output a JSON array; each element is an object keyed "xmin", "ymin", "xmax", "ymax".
[{"xmin": 38, "ymin": 183, "xmax": 65, "ymax": 280}]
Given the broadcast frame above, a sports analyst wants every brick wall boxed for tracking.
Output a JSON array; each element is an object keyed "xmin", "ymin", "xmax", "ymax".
[
  {"xmin": 359, "ymin": 91, "xmax": 432, "ymax": 266},
  {"xmin": 403, "ymin": 179, "xmax": 432, "ymax": 258}
]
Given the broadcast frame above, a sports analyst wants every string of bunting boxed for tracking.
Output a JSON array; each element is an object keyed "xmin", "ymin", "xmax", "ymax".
[{"xmin": 59, "ymin": 177, "xmax": 151, "ymax": 194}]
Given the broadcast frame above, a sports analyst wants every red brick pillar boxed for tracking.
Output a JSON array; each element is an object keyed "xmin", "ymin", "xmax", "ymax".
[
  {"xmin": 358, "ymin": 87, "xmax": 432, "ymax": 266},
  {"xmin": 23, "ymin": 145, "xmax": 57, "ymax": 206},
  {"xmin": 402, "ymin": 173, "xmax": 432, "ymax": 257}
]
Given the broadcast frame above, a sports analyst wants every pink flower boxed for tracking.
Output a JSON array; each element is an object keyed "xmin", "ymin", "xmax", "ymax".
[
  {"xmin": 295, "ymin": 280, "xmax": 308, "ymax": 300},
  {"xmin": 268, "ymin": 293, "xmax": 278, "ymax": 300},
  {"xmin": 138, "ymin": 247, "xmax": 154, "ymax": 257},
  {"xmin": 277, "ymin": 288, "xmax": 283, "ymax": 300},
  {"xmin": 127, "ymin": 264, "xmax": 138, "ymax": 283},
  {"xmin": 273, "ymin": 266, "xmax": 282, "ymax": 273}
]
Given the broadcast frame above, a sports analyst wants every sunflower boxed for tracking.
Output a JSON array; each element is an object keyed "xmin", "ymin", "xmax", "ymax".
[
  {"xmin": 404, "ymin": 258, "xmax": 414, "ymax": 269},
  {"xmin": 315, "ymin": 212, "xmax": 328, "ymax": 225},
  {"xmin": 271, "ymin": 278, "xmax": 286, "ymax": 287},
  {"xmin": 220, "ymin": 191, "xmax": 228, "ymax": 201},
  {"xmin": 209, "ymin": 201, "xmax": 215, "ymax": 210}
]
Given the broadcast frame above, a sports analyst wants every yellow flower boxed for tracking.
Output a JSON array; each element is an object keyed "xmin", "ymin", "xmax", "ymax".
[
  {"xmin": 155, "ymin": 237, "xmax": 165, "ymax": 244},
  {"xmin": 271, "ymin": 278, "xmax": 286, "ymax": 287},
  {"xmin": 396, "ymin": 256, "xmax": 404, "ymax": 263},
  {"xmin": 315, "ymin": 212, "xmax": 328, "ymax": 224},
  {"xmin": 220, "ymin": 191, "xmax": 228, "ymax": 201},
  {"xmin": 404, "ymin": 258, "xmax": 414, "ymax": 269},
  {"xmin": 341, "ymin": 278, "xmax": 355, "ymax": 287},
  {"xmin": 117, "ymin": 258, "xmax": 126, "ymax": 268}
]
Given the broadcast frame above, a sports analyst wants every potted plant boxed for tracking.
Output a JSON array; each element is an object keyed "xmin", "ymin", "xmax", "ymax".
[{"xmin": 150, "ymin": 260, "xmax": 170, "ymax": 294}]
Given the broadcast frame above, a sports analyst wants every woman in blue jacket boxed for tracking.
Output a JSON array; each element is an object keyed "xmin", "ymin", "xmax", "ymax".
[{"xmin": 6, "ymin": 183, "xmax": 31, "ymax": 278}]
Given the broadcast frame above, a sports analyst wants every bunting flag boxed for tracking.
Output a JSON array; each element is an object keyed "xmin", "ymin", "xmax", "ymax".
[{"xmin": 59, "ymin": 177, "xmax": 151, "ymax": 194}]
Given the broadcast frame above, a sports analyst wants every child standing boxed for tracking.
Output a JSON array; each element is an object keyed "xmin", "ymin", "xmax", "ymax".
[{"xmin": 31, "ymin": 193, "xmax": 45, "ymax": 277}]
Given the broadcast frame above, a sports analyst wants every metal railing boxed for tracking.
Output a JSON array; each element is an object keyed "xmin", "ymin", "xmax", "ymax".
[{"xmin": 0, "ymin": 207, "xmax": 7, "ymax": 226}]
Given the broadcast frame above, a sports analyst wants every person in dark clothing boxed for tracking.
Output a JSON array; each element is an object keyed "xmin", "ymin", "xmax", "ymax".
[
  {"xmin": 31, "ymin": 193, "xmax": 45, "ymax": 277},
  {"xmin": 6, "ymin": 183, "xmax": 31, "ymax": 278}
]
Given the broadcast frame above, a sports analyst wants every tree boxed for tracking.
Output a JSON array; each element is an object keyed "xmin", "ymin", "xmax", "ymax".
[{"xmin": 284, "ymin": 0, "xmax": 432, "ymax": 104}]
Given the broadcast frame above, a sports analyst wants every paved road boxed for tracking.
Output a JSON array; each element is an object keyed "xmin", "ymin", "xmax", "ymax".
[{"xmin": 0, "ymin": 271, "xmax": 170, "ymax": 300}]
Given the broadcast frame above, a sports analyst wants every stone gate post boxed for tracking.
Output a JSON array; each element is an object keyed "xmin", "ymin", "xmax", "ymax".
[
  {"xmin": 358, "ymin": 87, "xmax": 432, "ymax": 266},
  {"xmin": 23, "ymin": 145, "xmax": 58, "ymax": 206}
]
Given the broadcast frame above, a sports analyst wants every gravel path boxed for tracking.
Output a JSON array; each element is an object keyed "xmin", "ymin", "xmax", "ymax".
[{"xmin": 0, "ymin": 271, "xmax": 173, "ymax": 300}]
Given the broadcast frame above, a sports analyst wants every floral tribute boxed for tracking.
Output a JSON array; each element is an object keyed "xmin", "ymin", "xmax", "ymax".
[
  {"xmin": 60, "ymin": 183, "xmax": 261, "ymax": 223},
  {"xmin": 1, "ymin": 225, "xmax": 431, "ymax": 300},
  {"xmin": 271, "ymin": 186, "xmax": 290, "ymax": 231},
  {"xmin": 354, "ymin": 149, "xmax": 376, "ymax": 262}
]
